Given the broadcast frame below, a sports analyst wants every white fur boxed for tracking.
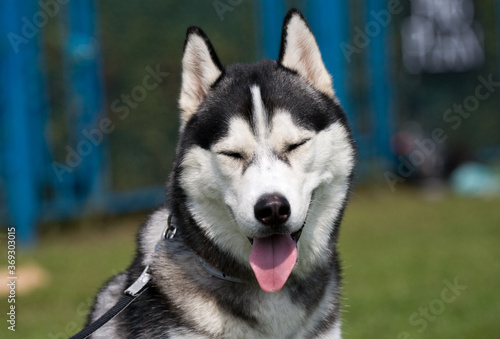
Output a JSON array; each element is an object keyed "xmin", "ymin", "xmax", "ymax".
[
  {"xmin": 212, "ymin": 117, "xmax": 256, "ymax": 161},
  {"xmin": 179, "ymin": 34, "xmax": 222, "ymax": 130},
  {"xmin": 250, "ymin": 85, "xmax": 268, "ymax": 142},
  {"xmin": 140, "ymin": 207, "xmax": 170, "ymax": 266},
  {"xmin": 281, "ymin": 13, "xmax": 335, "ymax": 98},
  {"xmin": 294, "ymin": 122, "xmax": 354, "ymax": 275},
  {"xmin": 317, "ymin": 321, "xmax": 342, "ymax": 339},
  {"xmin": 180, "ymin": 145, "xmax": 253, "ymax": 265}
]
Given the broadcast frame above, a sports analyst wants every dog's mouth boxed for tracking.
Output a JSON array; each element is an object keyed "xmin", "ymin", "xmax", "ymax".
[
  {"xmin": 247, "ymin": 224, "xmax": 304, "ymax": 245},
  {"xmin": 291, "ymin": 225, "xmax": 304, "ymax": 242},
  {"xmin": 247, "ymin": 223, "xmax": 304, "ymax": 293}
]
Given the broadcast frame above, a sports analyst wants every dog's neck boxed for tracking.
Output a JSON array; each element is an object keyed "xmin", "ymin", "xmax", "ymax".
[{"xmin": 157, "ymin": 214, "xmax": 247, "ymax": 284}]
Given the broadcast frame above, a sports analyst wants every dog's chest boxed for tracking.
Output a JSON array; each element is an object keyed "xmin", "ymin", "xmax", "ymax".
[
  {"xmin": 246, "ymin": 291, "xmax": 309, "ymax": 338},
  {"xmin": 176, "ymin": 285, "xmax": 320, "ymax": 338}
]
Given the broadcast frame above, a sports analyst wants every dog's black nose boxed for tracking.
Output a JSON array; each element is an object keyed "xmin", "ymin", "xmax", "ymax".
[{"xmin": 254, "ymin": 194, "xmax": 291, "ymax": 226}]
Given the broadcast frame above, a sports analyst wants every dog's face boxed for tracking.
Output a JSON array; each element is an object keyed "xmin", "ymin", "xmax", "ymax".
[{"xmin": 176, "ymin": 10, "xmax": 355, "ymax": 291}]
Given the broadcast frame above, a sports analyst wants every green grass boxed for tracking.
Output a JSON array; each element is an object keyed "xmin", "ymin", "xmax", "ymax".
[
  {"xmin": 340, "ymin": 188, "xmax": 500, "ymax": 338},
  {"xmin": 2, "ymin": 188, "xmax": 499, "ymax": 338}
]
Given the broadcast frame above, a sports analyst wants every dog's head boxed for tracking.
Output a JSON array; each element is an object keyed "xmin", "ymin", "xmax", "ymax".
[{"xmin": 175, "ymin": 9, "xmax": 355, "ymax": 292}]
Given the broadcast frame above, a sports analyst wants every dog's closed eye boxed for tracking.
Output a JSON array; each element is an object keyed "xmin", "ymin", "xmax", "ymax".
[
  {"xmin": 219, "ymin": 151, "xmax": 245, "ymax": 160},
  {"xmin": 285, "ymin": 139, "xmax": 310, "ymax": 153}
]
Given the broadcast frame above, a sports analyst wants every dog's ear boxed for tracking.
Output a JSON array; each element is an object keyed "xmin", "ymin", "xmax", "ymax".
[
  {"xmin": 278, "ymin": 9, "xmax": 334, "ymax": 98},
  {"xmin": 179, "ymin": 27, "xmax": 223, "ymax": 130}
]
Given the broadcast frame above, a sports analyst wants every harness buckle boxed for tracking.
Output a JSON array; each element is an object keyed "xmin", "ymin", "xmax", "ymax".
[{"xmin": 124, "ymin": 266, "xmax": 151, "ymax": 297}]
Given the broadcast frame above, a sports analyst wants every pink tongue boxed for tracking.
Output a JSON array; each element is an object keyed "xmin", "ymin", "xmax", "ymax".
[{"xmin": 249, "ymin": 234, "xmax": 297, "ymax": 292}]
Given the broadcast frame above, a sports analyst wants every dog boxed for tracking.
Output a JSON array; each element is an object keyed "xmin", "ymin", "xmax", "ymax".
[{"xmin": 87, "ymin": 9, "xmax": 355, "ymax": 339}]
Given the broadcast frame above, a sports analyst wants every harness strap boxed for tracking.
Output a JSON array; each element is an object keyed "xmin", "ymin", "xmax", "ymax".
[
  {"xmin": 69, "ymin": 291, "xmax": 142, "ymax": 339},
  {"xmin": 69, "ymin": 266, "xmax": 151, "ymax": 339}
]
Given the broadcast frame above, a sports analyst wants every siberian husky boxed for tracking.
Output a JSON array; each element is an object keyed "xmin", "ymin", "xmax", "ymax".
[{"xmin": 88, "ymin": 9, "xmax": 355, "ymax": 339}]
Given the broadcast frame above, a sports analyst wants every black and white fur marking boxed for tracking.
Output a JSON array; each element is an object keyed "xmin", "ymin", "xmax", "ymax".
[{"xmin": 87, "ymin": 9, "xmax": 355, "ymax": 339}]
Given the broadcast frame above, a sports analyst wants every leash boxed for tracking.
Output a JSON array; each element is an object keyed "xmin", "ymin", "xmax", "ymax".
[
  {"xmin": 67, "ymin": 215, "xmax": 175, "ymax": 339},
  {"xmin": 69, "ymin": 266, "xmax": 151, "ymax": 339},
  {"xmin": 69, "ymin": 214, "xmax": 243, "ymax": 339}
]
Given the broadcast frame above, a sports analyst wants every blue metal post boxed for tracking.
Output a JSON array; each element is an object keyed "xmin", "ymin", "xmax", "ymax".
[
  {"xmin": 496, "ymin": 0, "xmax": 500, "ymax": 93},
  {"xmin": 365, "ymin": 0, "xmax": 394, "ymax": 164},
  {"xmin": 257, "ymin": 0, "xmax": 286, "ymax": 59},
  {"xmin": 307, "ymin": 0, "xmax": 352, "ymax": 119},
  {"xmin": 62, "ymin": 0, "xmax": 107, "ymax": 210},
  {"xmin": 0, "ymin": 0, "xmax": 40, "ymax": 244}
]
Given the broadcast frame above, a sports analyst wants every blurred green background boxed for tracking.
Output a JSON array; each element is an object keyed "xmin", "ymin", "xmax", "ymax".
[{"xmin": 1, "ymin": 0, "xmax": 500, "ymax": 338}]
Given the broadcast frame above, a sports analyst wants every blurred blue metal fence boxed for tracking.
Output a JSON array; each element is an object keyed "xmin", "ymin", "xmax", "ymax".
[
  {"xmin": 364, "ymin": 0, "xmax": 394, "ymax": 165},
  {"xmin": 1, "ymin": 0, "xmax": 397, "ymax": 245},
  {"xmin": 1, "ymin": 0, "xmax": 41, "ymax": 245},
  {"xmin": 0, "ymin": 0, "xmax": 164, "ymax": 245}
]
